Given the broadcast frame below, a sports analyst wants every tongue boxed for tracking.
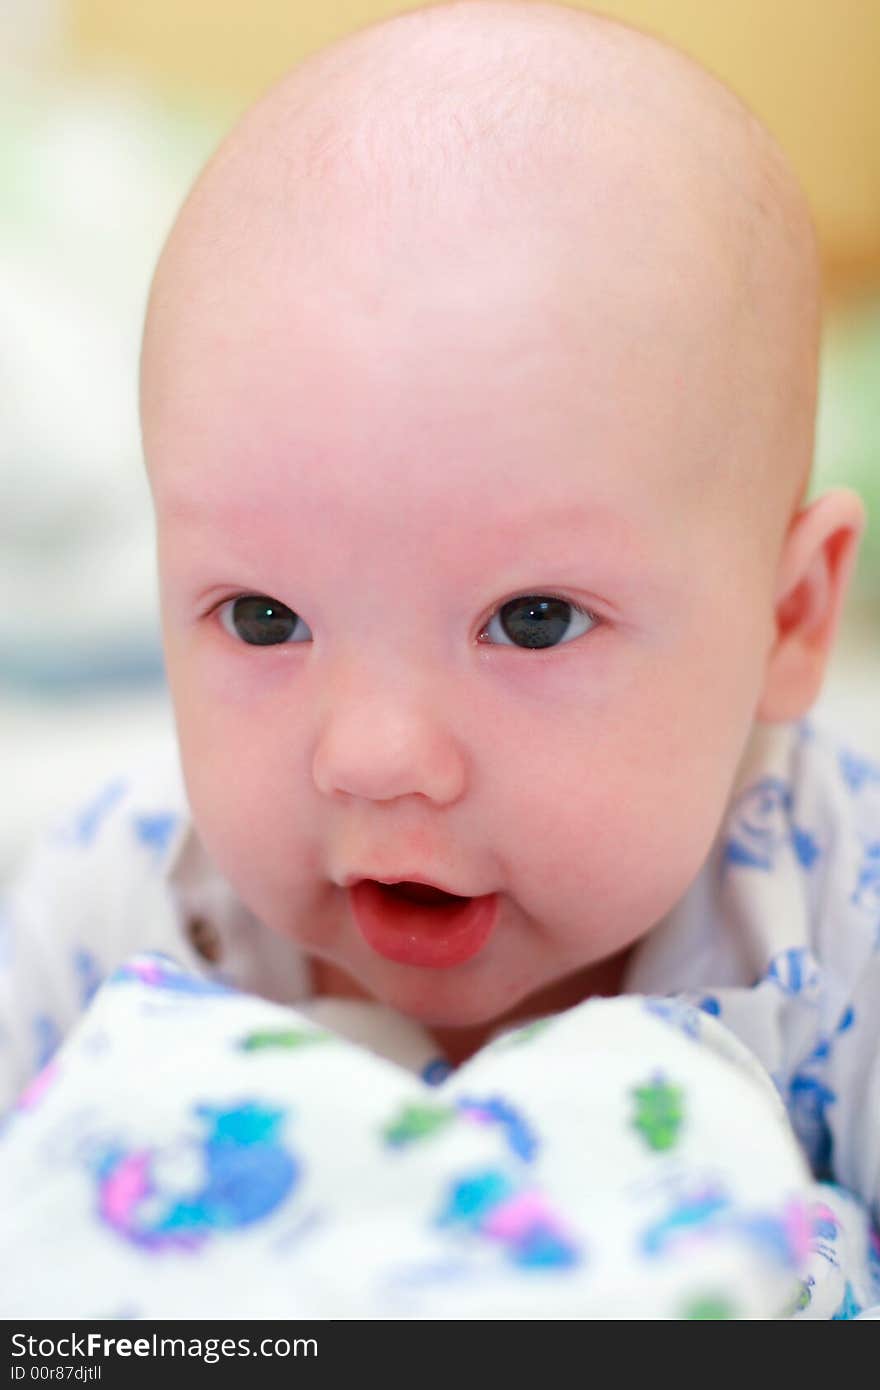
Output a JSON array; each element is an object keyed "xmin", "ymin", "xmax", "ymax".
[{"xmin": 380, "ymin": 880, "xmax": 467, "ymax": 906}]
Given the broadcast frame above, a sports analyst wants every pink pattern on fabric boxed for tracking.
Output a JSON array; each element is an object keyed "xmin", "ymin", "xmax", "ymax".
[
  {"xmin": 786, "ymin": 1198, "xmax": 814, "ymax": 1264},
  {"xmin": 15, "ymin": 1061, "xmax": 59, "ymax": 1112},
  {"xmin": 98, "ymin": 1151, "xmax": 152, "ymax": 1228},
  {"xmin": 481, "ymin": 1190, "xmax": 561, "ymax": 1240}
]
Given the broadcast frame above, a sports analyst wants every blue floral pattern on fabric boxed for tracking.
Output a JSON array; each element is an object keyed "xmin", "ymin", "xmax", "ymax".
[
  {"xmin": 837, "ymin": 747, "xmax": 880, "ymax": 796},
  {"xmin": 132, "ymin": 812, "xmax": 179, "ymax": 861},
  {"xmin": 851, "ymin": 841, "xmax": 880, "ymax": 914},
  {"xmin": 32, "ymin": 1013, "xmax": 61, "ymax": 1070},
  {"xmin": 73, "ymin": 948, "xmax": 103, "ymax": 1007},
  {"xmin": 55, "ymin": 781, "xmax": 127, "ymax": 848},
  {"xmin": 723, "ymin": 777, "xmax": 820, "ymax": 874},
  {"xmin": 765, "ymin": 948, "xmax": 822, "ymax": 1000},
  {"xmin": 93, "ymin": 1101, "xmax": 300, "ymax": 1252}
]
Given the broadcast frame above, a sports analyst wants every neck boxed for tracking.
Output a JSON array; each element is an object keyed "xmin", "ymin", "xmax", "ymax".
[
  {"xmin": 428, "ymin": 948, "xmax": 634, "ymax": 1067},
  {"xmin": 311, "ymin": 947, "xmax": 634, "ymax": 1069}
]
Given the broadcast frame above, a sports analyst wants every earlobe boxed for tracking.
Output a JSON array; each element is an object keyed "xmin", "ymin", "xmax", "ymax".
[{"xmin": 755, "ymin": 488, "xmax": 867, "ymax": 724}]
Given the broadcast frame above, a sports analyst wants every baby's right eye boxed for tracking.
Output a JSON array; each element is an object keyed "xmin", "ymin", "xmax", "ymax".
[{"xmin": 218, "ymin": 595, "xmax": 311, "ymax": 646}]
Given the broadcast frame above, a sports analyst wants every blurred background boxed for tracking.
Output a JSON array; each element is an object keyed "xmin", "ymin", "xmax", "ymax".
[{"xmin": 1, "ymin": 0, "xmax": 878, "ymax": 883}]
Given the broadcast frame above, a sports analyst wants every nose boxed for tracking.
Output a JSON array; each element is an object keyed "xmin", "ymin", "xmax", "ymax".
[{"xmin": 311, "ymin": 681, "xmax": 467, "ymax": 806}]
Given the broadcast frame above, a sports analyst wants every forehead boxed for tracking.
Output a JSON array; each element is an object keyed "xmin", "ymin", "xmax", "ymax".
[{"xmin": 144, "ymin": 204, "xmax": 735, "ymax": 550}]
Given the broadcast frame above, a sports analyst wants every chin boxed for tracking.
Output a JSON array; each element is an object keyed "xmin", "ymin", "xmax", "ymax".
[
  {"xmin": 391, "ymin": 949, "xmax": 630, "ymax": 1033},
  {"xmin": 368, "ymin": 961, "xmax": 538, "ymax": 1031}
]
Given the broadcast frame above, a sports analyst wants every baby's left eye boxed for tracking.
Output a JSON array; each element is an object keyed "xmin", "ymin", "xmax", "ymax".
[
  {"xmin": 479, "ymin": 595, "xmax": 598, "ymax": 649},
  {"xmin": 219, "ymin": 595, "xmax": 311, "ymax": 646}
]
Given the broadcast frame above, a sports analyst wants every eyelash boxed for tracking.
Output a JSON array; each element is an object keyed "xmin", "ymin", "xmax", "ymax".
[{"xmin": 214, "ymin": 590, "xmax": 603, "ymax": 649}]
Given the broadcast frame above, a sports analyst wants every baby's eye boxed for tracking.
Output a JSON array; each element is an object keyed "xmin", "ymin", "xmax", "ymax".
[
  {"xmin": 219, "ymin": 595, "xmax": 311, "ymax": 646},
  {"xmin": 479, "ymin": 595, "xmax": 598, "ymax": 649}
]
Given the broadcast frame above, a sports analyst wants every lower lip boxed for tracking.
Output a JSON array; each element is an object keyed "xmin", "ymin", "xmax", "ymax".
[{"xmin": 348, "ymin": 881, "xmax": 499, "ymax": 968}]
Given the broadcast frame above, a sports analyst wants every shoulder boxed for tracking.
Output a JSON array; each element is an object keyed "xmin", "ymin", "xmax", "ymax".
[
  {"xmin": 780, "ymin": 715, "xmax": 880, "ymax": 990},
  {"xmin": 720, "ymin": 715, "xmax": 879, "ymax": 999},
  {"xmin": 8, "ymin": 736, "xmax": 191, "ymax": 927},
  {"xmin": 0, "ymin": 740, "xmax": 194, "ymax": 1104},
  {"xmin": 729, "ymin": 714, "xmax": 880, "ymax": 866},
  {"xmin": 47, "ymin": 738, "xmax": 188, "ymax": 860},
  {"xmin": 790, "ymin": 714, "xmax": 880, "ymax": 810},
  {"xmin": 788, "ymin": 715, "xmax": 880, "ymax": 880},
  {"xmin": 711, "ymin": 718, "xmax": 880, "ymax": 1182}
]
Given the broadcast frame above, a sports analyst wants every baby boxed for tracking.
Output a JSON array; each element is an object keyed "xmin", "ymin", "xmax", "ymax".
[
  {"xmin": 2, "ymin": 0, "xmax": 879, "ymax": 1319},
  {"xmin": 138, "ymin": 0, "xmax": 868, "ymax": 1062}
]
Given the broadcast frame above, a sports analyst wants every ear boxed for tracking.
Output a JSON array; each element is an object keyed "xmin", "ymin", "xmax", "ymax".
[{"xmin": 755, "ymin": 488, "xmax": 867, "ymax": 723}]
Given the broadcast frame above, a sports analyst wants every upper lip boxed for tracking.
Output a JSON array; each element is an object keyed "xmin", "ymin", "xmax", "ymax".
[{"xmin": 340, "ymin": 871, "xmax": 477, "ymax": 897}]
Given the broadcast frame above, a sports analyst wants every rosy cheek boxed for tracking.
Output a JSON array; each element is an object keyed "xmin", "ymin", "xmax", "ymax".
[{"xmin": 177, "ymin": 622, "xmax": 301, "ymax": 710}]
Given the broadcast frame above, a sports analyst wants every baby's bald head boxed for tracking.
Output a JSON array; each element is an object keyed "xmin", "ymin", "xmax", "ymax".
[
  {"xmin": 142, "ymin": 4, "xmax": 863, "ymax": 1031},
  {"xmin": 141, "ymin": 0, "xmax": 822, "ymax": 570}
]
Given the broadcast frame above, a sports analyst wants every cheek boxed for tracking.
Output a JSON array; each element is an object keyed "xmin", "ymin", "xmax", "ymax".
[
  {"xmin": 490, "ymin": 631, "xmax": 761, "ymax": 934},
  {"xmin": 165, "ymin": 639, "xmax": 318, "ymax": 906}
]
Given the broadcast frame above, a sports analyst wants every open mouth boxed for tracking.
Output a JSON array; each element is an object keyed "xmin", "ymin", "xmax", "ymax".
[
  {"xmin": 349, "ymin": 879, "xmax": 498, "ymax": 969},
  {"xmin": 375, "ymin": 880, "xmax": 470, "ymax": 907}
]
